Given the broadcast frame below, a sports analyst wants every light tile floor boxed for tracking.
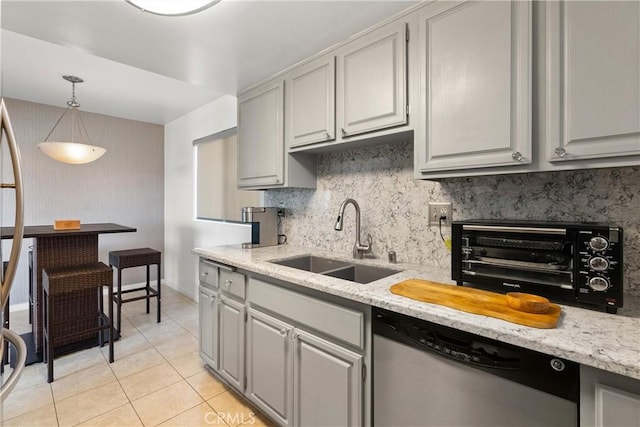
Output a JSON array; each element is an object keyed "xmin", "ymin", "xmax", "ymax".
[{"xmin": 2, "ymin": 287, "xmax": 274, "ymax": 427}]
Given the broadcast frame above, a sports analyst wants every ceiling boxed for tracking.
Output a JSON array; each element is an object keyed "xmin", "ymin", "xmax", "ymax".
[{"xmin": 1, "ymin": 0, "xmax": 415, "ymax": 124}]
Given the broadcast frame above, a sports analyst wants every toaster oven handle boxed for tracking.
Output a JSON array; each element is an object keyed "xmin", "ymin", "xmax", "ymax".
[{"xmin": 462, "ymin": 225, "xmax": 567, "ymax": 235}]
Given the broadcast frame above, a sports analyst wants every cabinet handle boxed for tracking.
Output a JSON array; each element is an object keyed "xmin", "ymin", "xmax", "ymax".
[
  {"xmin": 341, "ymin": 128, "xmax": 347, "ymax": 137},
  {"xmin": 555, "ymin": 147, "xmax": 567, "ymax": 157},
  {"xmin": 208, "ymin": 295, "xmax": 215, "ymax": 301},
  {"xmin": 224, "ymin": 279, "xmax": 232, "ymax": 287},
  {"xmin": 292, "ymin": 332, "xmax": 300, "ymax": 341},
  {"xmin": 325, "ymin": 132, "xmax": 331, "ymax": 139},
  {"xmin": 279, "ymin": 329, "xmax": 288, "ymax": 337},
  {"xmin": 511, "ymin": 151, "xmax": 524, "ymax": 162}
]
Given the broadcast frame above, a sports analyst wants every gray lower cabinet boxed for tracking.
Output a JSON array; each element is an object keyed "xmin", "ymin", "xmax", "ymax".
[
  {"xmin": 247, "ymin": 277, "xmax": 368, "ymax": 426},
  {"xmin": 293, "ymin": 329, "xmax": 363, "ymax": 427},
  {"xmin": 198, "ymin": 285, "xmax": 219, "ymax": 370},
  {"xmin": 581, "ymin": 365, "xmax": 640, "ymax": 427},
  {"xmin": 246, "ymin": 306, "xmax": 364, "ymax": 427},
  {"xmin": 219, "ymin": 296, "xmax": 246, "ymax": 391},
  {"xmin": 246, "ymin": 308, "xmax": 294, "ymax": 426}
]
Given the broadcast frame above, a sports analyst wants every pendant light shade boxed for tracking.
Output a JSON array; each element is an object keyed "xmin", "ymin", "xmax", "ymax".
[
  {"xmin": 39, "ymin": 75, "xmax": 106, "ymax": 165},
  {"xmin": 37, "ymin": 142, "xmax": 106, "ymax": 165},
  {"xmin": 125, "ymin": 0, "xmax": 220, "ymax": 16}
]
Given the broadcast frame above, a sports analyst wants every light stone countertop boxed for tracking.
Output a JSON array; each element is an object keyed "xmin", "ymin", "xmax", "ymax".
[{"xmin": 193, "ymin": 244, "xmax": 640, "ymax": 380}]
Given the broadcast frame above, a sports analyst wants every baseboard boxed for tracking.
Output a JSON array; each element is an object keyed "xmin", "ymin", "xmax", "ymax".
[{"xmin": 9, "ymin": 302, "xmax": 29, "ymax": 313}]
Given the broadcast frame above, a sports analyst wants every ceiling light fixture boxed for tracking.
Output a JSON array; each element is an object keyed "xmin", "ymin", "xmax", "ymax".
[
  {"xmin": 125, "ymin": 0, "xmax": 221, "ymax": 16},
  {"xmin": 38, "ymin": 75, "xmax": 106, "ymax": 165}
]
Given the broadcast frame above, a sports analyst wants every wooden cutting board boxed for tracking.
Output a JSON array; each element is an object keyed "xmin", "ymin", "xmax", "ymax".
[{"xmin": 390, "ymin": 279, "xmax": 561, "ymax": 329}]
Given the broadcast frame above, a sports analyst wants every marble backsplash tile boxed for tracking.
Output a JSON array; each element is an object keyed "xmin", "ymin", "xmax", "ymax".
[{"xmin": 265, "ymin": 142, "xmax": 640, "ymax": 296}]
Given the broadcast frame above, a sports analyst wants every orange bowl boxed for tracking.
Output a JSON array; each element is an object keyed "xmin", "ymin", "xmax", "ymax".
[{"xmin": 506, "ymin": 292, "xmax": 550, "ymax": 314}]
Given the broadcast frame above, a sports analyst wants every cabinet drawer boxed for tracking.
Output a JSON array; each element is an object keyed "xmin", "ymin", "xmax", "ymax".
[
  {"xmin": 249, "ymin": 277, "xmax": 364, "ymax": 350},
  {"xmin": 199, "ymin": 259, "xmax": 219, "ymax": 289},
  {"xmin": 220, "ymin": 269, "xmax": 246, "ymax": 300}
]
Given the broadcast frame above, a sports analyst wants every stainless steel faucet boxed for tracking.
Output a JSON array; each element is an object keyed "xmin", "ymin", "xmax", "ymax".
[{"xmin": 334, "ymin": 198, "xmax": 372, "ymax": 259}]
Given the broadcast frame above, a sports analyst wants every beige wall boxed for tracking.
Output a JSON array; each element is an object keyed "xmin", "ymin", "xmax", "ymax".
[{"xmin": 2, "ymin": 97, "xmax": 164, "ymax": 306}]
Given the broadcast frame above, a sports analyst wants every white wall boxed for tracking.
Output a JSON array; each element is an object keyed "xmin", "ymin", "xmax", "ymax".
[{"xmin": 164, "ymin": 95, "xmax": 251, "ymax": 301}]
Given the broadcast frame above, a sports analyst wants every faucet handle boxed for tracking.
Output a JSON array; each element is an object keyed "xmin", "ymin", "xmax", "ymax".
[{"xmin": 366, "ymin": 234, "xmax": 373, "ymax": 251}]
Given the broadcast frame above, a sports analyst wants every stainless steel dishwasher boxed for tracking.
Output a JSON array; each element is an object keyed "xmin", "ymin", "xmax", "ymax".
[{"xmin": 373, "ymin": 308, "xmax": 579, "ymax": 426}]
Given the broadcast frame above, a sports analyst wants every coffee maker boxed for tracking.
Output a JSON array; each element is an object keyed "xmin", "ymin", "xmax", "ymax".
[{"xmin": 241, "ymin": 207, "xmax": 279, "ymax": 248}]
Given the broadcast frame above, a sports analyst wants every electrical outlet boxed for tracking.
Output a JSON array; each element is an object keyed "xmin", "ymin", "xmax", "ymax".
[{"xmin": 428, "ymin": 202, "xmax": 453, "ymax": 226}]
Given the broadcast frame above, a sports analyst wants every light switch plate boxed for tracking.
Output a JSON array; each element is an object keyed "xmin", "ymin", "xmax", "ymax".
[{"xmin": 428, "ymin": 202, "xmax": 453, "ymax": 226}]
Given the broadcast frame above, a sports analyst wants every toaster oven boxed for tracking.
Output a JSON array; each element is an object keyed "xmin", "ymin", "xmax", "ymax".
[{"xmin": 452, "ymin": 220, "xmax": 623, "ymax": 313}]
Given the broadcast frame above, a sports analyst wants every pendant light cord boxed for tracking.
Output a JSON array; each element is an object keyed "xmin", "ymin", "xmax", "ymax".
[
  {"xmin": 43, "ymin": 107, "xmax": 72, "ymax": 142},
  {"xmin": 42, "ymin": 80, "xmax": 93, "ymax": 145}
]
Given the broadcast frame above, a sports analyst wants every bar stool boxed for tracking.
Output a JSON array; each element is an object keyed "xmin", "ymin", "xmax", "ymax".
[
  {"xmin": 109, "ymin": 248, "xmax": 161, "ymax": 334},
  {"xmin": 42, "ymin": 262, "xmax": 114, "ymax": 383}
]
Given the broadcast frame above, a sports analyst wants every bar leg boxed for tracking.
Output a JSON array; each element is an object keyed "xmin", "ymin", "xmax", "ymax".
[
  {"xmin": 117, "ymin": 267, "xmax": 122, "ymax": 334},
  {"xmin": 146, "ymin": 264, "xmax": 150, "ymax": 314},
  {"xmin": 157, "ymin": 262, "xmax": 161, "ymax": 324},
  {"xmin": 46, "ymin": 290, "xmax": 54, "ymax": 383},
  {"xmin": 108, "ymin": 282, "xmax": 114, "ymax": 363},
  {"xmin": 98, "ymin": 288, "xmax": 104, "ymax": 347}
]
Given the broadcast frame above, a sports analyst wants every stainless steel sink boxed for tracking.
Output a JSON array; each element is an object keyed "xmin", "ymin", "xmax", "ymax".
[
  {"xmin": 270, "ymin": 255, "xmax": 400, "ymax": 284},
  {"xmin": 271, "ymin": 255, "xmax": 351, "ymax": 273},
  {"xmin": 322, "ymin": 264, "xmax": 400, "ymax": 284}
]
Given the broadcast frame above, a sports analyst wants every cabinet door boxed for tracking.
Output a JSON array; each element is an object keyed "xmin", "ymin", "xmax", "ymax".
[
  {"xmin": 198, "ymin": 285, "xmax": 218, "ymax": 370},
  {"xmin": 337, "ymin": 21, "xmax": 407, "ymax": 138},
  {"xmin": 594, "ymin": 384, "xmax": 640, "ymax": 427},
  {"xmin": 218, "ymin": 296, "xmax": 245, "ymax": 391},
  {"xmin": 417, "ymin": 1, "xmax": 531, "ymax": 172},
  {"xmin": 293, "ymin": 329, "xmax": 363, "ymax": 427},
  {"xmin": 246, "ymin": 308, "xmax": 293, "ymax": 426},
  {"xmin": 546, "ymin": 1, "xmax": 640, "ymax": 162},
  {"xmin": 286, "ymin": 56, "xmax": 336, "ymax": 149},
  {"xmin": 237, "ymin": 80, "xmax": 284, "ymax": 188}
]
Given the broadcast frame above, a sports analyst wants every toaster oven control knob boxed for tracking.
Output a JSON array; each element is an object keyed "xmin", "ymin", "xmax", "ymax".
[
  {"xmin": 588, "ymin": 236, "xmax": 609, "ymax": 252},
  {"xmin": 589, "ymin": 256, "xmax": 609, "ymax": 271},
  {"xmin": 588, "ymin": 276, "xmax": 610, "ymax": 292}
]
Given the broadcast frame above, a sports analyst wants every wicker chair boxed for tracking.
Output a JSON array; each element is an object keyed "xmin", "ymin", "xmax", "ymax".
[
  {"xmin": 109, "ymin": 248, "xmax": 161, "ymax": 333},
  {"xmin": 42, "ymin": 262, "xmax": 114, "ymax": 383}
]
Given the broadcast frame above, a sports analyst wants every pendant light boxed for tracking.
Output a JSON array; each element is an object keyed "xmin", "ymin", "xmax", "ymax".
[
  {"xmin": 125, "ymin": 0, "xmax": 220, "ymax": 16},
  {"xmin": 38, "ymin": 75, "xmax": 106, "ymax": 165}
]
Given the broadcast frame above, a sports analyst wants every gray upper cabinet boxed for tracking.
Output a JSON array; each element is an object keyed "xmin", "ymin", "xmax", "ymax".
[
  {"xmin": 416, "ymin": 0, "xmax": 532, "ymax": 174},
  {"xmin": 286, "ymin": 55, "xmax": 336, "ymax": 150},
  {"xmin": 337, "ymin": 21, "xmax": 408, "ymax": 138},
  {"xmin": 545, "ymin": 1, "xmax": 640, "ymax": 162},
  {"xmin": 237, "ymin": 79, "xmax": 284, "ymax": 188},
  {"xmin": 238, "ymin": 79, "xmax": 317, "ymax": 190}
]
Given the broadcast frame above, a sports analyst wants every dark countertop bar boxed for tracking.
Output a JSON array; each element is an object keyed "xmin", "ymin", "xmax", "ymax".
[{"xmin": 1, "ymin": 223, "xmax": 137, "ymax": 239}]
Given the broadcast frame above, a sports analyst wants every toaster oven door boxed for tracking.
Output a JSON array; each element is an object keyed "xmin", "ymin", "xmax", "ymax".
[{"xmin": 457, "ymin": 225, "xmax": 575, "ymax": 292}]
